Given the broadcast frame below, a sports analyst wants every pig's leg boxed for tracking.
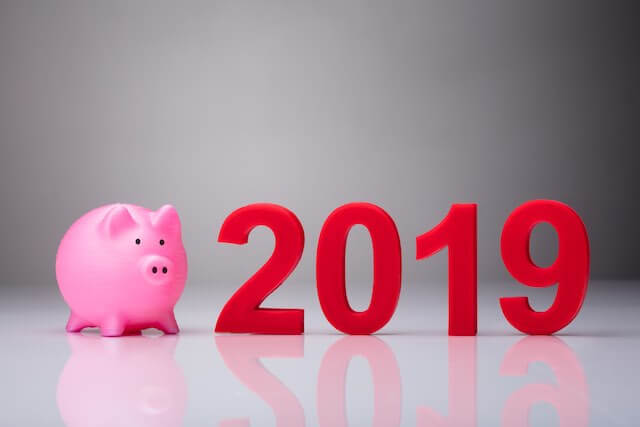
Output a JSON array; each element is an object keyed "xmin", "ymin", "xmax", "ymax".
[
  {"xmin": 100, "ymin": 315, "xmax": 127, "ymax": 337},
  {"xmin": 157, "ymin": 312, "xmax": 179, "ymax": 334},
  {"xmin": 66, "ymin": 312, "xmax": 90, "ymax": 333}
]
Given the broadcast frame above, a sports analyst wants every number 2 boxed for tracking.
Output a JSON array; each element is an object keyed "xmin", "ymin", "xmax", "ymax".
[{"xmin": 215, "ymin": 203, "xmax": 305, "ymax": 334}]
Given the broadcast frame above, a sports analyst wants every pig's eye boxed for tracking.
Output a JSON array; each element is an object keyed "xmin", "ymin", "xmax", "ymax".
[
  {"xmin": 135, "ymin": 238, "xmax": 141, "ymax": 245},
  {"xmin": 159, "ymin": 239, "xmax": 165, "ymax": 246}
]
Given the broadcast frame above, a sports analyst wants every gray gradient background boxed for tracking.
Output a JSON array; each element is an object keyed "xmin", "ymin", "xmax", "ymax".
[
  {"xmin": 1, "ymin": 0, "xmax": 639, "ymax": 290},
  {"xmin": 2, "ymin": 2, "xmax": 640, "ymax": 426}
]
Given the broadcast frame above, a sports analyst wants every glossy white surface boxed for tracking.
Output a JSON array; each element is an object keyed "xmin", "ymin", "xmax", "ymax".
[{"xmin": 2, "ymin": 280, "xmax": 639, "ymax": 426}]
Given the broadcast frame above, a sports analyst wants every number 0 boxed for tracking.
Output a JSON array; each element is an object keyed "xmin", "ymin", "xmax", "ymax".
[{"xmin": 316, "ymin": 203, "xmax": 402, "ymax": 335}]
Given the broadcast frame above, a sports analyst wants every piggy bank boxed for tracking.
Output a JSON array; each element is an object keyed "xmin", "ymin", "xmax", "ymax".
[
  {"xmin": 57, "ymin": 334, "xmax": 187, "ymax": 426},
  {"xmin": 56, "ymin": 204, "xmax": 187, "ymax": 336}
]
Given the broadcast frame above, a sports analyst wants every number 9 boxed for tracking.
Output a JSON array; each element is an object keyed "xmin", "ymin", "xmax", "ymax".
[{"xmin": 500, "ymin": 200, "xmax": 590, "ymax": 335}]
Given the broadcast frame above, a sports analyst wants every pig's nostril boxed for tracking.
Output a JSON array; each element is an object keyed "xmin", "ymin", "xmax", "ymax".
[{"xmin": 142, "ymin": 257, "xmax": 172, "ymax": 282}]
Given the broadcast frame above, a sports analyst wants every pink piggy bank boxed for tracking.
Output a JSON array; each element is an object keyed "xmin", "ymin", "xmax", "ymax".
[{"xmin": 56, "ymin": 204, "xmax": 188, "ymax": 336}]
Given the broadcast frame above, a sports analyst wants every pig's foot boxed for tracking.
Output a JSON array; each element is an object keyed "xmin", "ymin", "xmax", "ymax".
[
  {"xmin": 158, "ymin": 312, "xmax": 179, "ymax": 335},
  {"xmin": 100, "ymin": 316, "xmax": 127, "ymax": 337},
  {"xmin": 66, "ymin": 313, "xmax": 90, "ymax": 333}
]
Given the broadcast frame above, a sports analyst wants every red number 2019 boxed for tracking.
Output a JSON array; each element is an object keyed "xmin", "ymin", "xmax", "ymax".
[{"xmin": 215, "ymin": 200, "xmax": 589, "ymax": 336}]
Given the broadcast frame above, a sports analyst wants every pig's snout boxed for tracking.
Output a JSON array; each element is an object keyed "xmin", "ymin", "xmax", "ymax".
[{"xmin": 140, "ymin": 255, "xmax": 174, "ymax": 286}]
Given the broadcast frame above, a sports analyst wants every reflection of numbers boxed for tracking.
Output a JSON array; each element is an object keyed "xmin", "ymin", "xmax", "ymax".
[
  {"xmin": 212, "ymin": 335, "xmax": 588, "ymax": 427},
  {"xmin": 417, "ymin": 338, "xmax": 477, "ymax": 427},
  {"xmin": 317, "ymin": 336, "xmax": 402, "ymax": 427},
  {"xmin": 500, "ymin": 337, "xmax": 588, "ymax": 427},
  {"xmin": 215, "ymin": 336, "xmax": 305, "ymax": 427}
]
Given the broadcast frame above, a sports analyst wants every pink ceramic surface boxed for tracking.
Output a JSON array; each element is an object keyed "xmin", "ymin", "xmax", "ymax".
[{"xmin": 56, "ymin": 204, "xmax": 188, "ymax": 336}]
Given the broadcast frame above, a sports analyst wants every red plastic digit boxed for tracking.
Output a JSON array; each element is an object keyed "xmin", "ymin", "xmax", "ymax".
[
  {"xmin": 215, "ymin": 335, "xmax": 305, "ymax": 427},
  {"xmin": 417, "ymin": 337, "xmax": 477, "ymax": 427},
  {"xmin": 316, "ymin": 203, "xmax": 402, "ymax": 335},
  {"xmin": 500, "ymin": 336, "xmax": 588, "ymax": 427},
  {"xmin": 215, "ymin": 203, "xmax": 304, "ymax": 334},
  {"xmin": 500, "ymin": 200, "xmax": 589, "ymax": 335},
  {"xmin": 416, "ymin": 204, "xmax": 477, "ymax": 336},
  {"xmin": 317, "ymin": 336, "xmax": 402, "ymax": 427}
]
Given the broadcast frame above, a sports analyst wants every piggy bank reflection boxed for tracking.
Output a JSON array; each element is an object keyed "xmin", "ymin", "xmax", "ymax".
[{"xmin": 57, "ymin": 334, "xmax": 187, "ymax": 427}]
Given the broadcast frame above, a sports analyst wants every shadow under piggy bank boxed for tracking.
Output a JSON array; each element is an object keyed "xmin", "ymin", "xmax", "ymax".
[{"xmin": 57, "ymin": 334, "xmax": 187, "ymax": 427}]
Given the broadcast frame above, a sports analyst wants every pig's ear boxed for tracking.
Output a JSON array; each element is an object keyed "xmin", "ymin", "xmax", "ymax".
[
  {"xmin": 152, "ymin": 204, "xmax": 181, "ymax": 235},
  {"xmin": 100, "ymin": 205, "xmax": 137, "ymax": 237}
]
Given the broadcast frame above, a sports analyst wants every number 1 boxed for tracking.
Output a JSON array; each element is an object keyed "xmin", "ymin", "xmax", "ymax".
[{"xmin": 416, "ymin": 204, "xmax": 477, "ymax": 336}]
